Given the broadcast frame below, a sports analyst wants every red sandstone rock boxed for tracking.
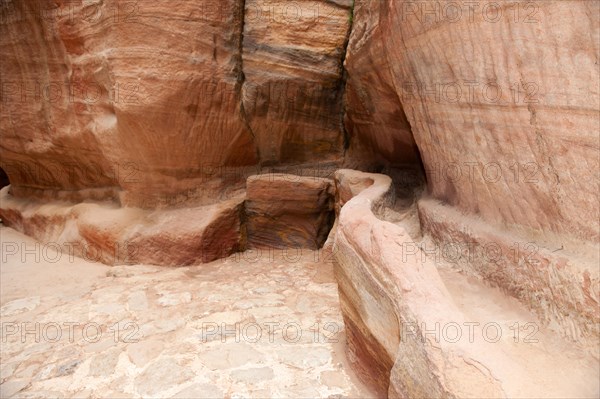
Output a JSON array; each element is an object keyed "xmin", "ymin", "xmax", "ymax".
[
  {"xmin": 343, "ymin": 0, "xmax": 421, "ymax": 168},
  {"xmin": 245, "ymin": 174, "xmax": 335, "ymax": 249},
  {"xmin": 332, "ymin": 169, "xmax": 599, "ymax": 398},
  {"xmin": 0, "ymin": 172, "xmax": 337, "ymax": 265},
  {"xmin": 0, "ymin": 0, "xmax": 353, "ymax": 207},
  {"xmin": 345, "ymin": 0, "xmax": 600, "ymax": 242},
  {"xmin": 241, "ymin": 0, "xmax": 353, "ymax": 165},
  {"xmin": 0, "ymin": 187, "xmax": 244, "ymax": 266},
  {"xmin": 339, "ymin": 2, "xmax": 600, "ymax": 389},
  {"xmin": 0, "ymin": 2, "xmax": 599, "ymax": 396},
  {"xmin": 418, "ymin": 198, "xmax": 600, "ymax": 347}
]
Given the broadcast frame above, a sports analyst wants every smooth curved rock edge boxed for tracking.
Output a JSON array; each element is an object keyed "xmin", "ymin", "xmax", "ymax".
[
  {"xmin": 0, "ymin": 186, "xmax": 245, "ymax": 266},
  {"xmin": 333, "ymin": 169, "xmax": 506, "ymax": 397},
  {"xmin": 331, "ymin": 169, "xmax": 599, "ymax": 399},
  {"xmin": 344, "ymin": 0, "xmax": 599, "ymax": 243},
  {"xmin": 0, "ymin": 173, "xmax": 335, "ymax": 266}
]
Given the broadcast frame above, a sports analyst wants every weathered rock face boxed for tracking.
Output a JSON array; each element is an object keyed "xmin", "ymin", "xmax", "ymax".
[
  {"xmin": 418, "ymin": 198, "xmax": 600, "ymax": 345},
  {"xmin": 1, "ymin": 1, "xmax": 599, "ymax": 397},
  {"xmin": 241, "ymin": 0, "xmax": 353, "ymax": 165},
  {"xmin": 338, "ymin": 3, "xmax": 600, "ymax": 394},
  {"xmin": 2, "ymin": 0, "xmax": 598, "ymax": 231},
  {"xmin": 332, "ymin": 170, "xmax": 599, "ymax": 398},
  {"xmin": 0, "ymin": 0, "xmax": 352, "ymax": 207},
  {"xmin": 343, "ymin": 0, "xmax": 599, "ymax": 361},
  {"xmin": 0, "ymin": 173, "xmax": 335, "ymax": 265},
  {"xmin": 245, "ymin": 174, "xmax": 335, "ymax": 249},
  {"xmin": 344, "ymin": 0, "xmax": 600, "ymax": 242},
  {"xmin": 0, "ymin": 187, "xmax": 245, "ymax": 266},
  {"xmin": 343, "ymin": 0, "xmax": 421, "ymax": 168},
  {"xmin": 0, "ymin": 0, "xmax": 255, "ymax": 207}
]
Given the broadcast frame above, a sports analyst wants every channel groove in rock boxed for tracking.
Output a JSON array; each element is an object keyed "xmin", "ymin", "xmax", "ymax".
[{"xmin": 332, "ymin": 169, "xmax": 599, "ymax": 398}]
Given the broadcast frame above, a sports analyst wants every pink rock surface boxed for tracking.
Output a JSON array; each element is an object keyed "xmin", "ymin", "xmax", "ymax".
[
  {"xmin": 0, "ymin": 0, "xmax": 353, "ymax": 207},
  {"xmin": 241, "ymin": 0, "xmax": 353, "ymax": 165},
  {"xmin": 0, "ymin": 2, "xmax": 598, "ymax": 396},
  {"xmin": 245, "ymin": 174, "xmax": 335, "ymax": 249},
  {"xmin": 344, "ymin": 0, "xmax": 600, "ymax": 242},
  {"xmin": 418, "ymin": 197, "xmax": 600, "ymax": 348},
  {"xmin": 0, "ymin": 173, "xmax": 337, "ymax": 265},
  {"xmin": 0, "ymin": 187, "xmax": 244, "ymax": 266},
  {"xmin": 343, "ymin": 0, "xmax": 421, "ymax": 168},
  {"xmin": 332, "ymin": 169, "xmax": 598, "ymax": 398}
]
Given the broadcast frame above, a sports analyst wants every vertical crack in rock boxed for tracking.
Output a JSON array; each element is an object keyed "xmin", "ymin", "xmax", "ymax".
[
  {"xmin": 339, "ymin": 0, "xmax": 355, "ymax": 152},
  {"xmin": 236, "ymin": 0, "xmax": 260, "ymax": 162}
]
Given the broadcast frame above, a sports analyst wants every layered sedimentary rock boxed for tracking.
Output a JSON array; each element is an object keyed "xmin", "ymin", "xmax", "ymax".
[
  {"xmin": 332, "ymin": 169, "xmax": 598, "ymax": 398},
  {"xmin": 343, "ymin": 0, "xmax": 421, "ymax": 168},
  {"xmin": 418, "ymin": 198, "xmax": 600, "ymax": 346},
  {"xmin": 0, "ymin": 187, "xmax": 244, "ymax": 266},
  {"xmin": 0, "ymin": 173, "xmax": 335, "ymax": 265},
  {"xmin": 333, "ymin": 169, "xmax": 505, "ymax": 397},
  {"xmin": 342, "ymin": 0, "xmax": 600, "ymax": 362},
  {"xmin": 0, "ymin": 0, "xmax": 353, "ymax": 207},
  {"xmin": 345, "ymin": 0, "xmax": 600, "ymax": 241},
  {"xmin": 2, "ymin": 0, "xmax": 598, "ymax": 233},
  {"xmin": 241, "ymin": 0, "xmax": 353, "ymax": 165},
  {"xmin": 245, "ymin": 174, "xmax": 335, "ymax": 249},
  {"xmin": 0, "ymin": 0, "xmax": 256, "ymax": 207}
]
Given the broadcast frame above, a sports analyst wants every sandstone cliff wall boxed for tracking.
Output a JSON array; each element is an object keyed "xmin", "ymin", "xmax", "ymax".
[
  {"xmin": 344, "ymin": 0, "xmax": 600, "ymax": 242},
  {"xmin": 0, "ymin": 0, "xmax": 353, "ymax": 207}
]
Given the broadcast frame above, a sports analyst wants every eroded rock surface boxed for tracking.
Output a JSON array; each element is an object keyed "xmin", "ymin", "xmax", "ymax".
[
  {"xmin": 241, "ymin": 0, "xmax": 353, "ymax": 165},
  {"xmin": 0, "ymin": 0, "xmax": 353, "ymax": 207},
  {"xmin": 1, "ymin": 1, "xmax": 599, "ymax": 397},
  {"xmin": 0, "ymin": 187, "xmax": 245, "ymax": 266},
  {"xmin": 418, "ymin": 198, "xmax": 600, "ymax": 347},
  {"xmin": 0, "ymin": 173, "xmax": 337, "ymax": 266},
  {"xmin": 343, "ymin": 0, "xmax": 421, "ymax": 168},
  {"xmin": 332, "ymin": 169, "xmax": 599, "ymax": 398},
  {"xmin": 0, "ymin": 0, "xmax": 257, "ymax": 207},
  {"xmin": 245, "ymin": 174, "xmax": 335, "ymax": 249},
  {"xmin": 344, "ymin": 0, "xmax": 600, "ymax": 241}
]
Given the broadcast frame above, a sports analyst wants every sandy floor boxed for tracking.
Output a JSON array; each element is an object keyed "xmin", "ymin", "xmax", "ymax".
[{"xmin": 0, "ymin": 226, "xmax": 374, "ymax": 398}]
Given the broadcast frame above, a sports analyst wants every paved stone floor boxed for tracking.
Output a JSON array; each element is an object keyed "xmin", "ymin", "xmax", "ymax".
[{"xmin": 0, "ymin": 227, "xmax": 374, "ymax": 398}]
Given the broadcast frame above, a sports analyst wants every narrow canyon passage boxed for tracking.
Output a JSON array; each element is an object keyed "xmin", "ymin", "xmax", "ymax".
[
  {"xmin": 1, "ymin": 0, "xmax": 598, "ymax": 398},
  {"xmin": 0, "ymin": 227, "xmax": 375, "ymax": 398}
]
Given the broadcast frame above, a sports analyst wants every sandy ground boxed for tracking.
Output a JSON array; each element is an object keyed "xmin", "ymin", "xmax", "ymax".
[{"xmin": 0, "ymin": 226, "xmax": 374, "ymax": 398}]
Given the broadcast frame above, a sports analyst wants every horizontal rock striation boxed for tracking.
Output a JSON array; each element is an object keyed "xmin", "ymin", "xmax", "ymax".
[
  {"xmin": 0, "ymin": 0, "xmax": 258, "ymax": 207},
  {"xmin": 418, "ymin": 198, "xmax": 600, "ymax": 350},
  {"xmin": 0, "ymin": 187, "xmax": 245, "ymax": 266},
  {"xmin": 241, "ymin": 0, "xmax": 353, "ymax": 165},
  {"xmin": 344, "ymin": 0, "xmax": 600, "ymax": 242},
  {"xmin": 0, "ymin": 0, "xmax": 354, "ymax": 207},
  {"xmin": 332, "ymin": 169, "xmax": 598, "ymax": 398},
  {"xmin": 343, "ymin": 0, "xmax": 421, "ymax": 168},
  {"xmin": 245, "ymin": 174, "xmax": 335, "ymax": 249},
  {"xmin": 0, "ymin": 173, "xmax": 335, "ymax": 265}
]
